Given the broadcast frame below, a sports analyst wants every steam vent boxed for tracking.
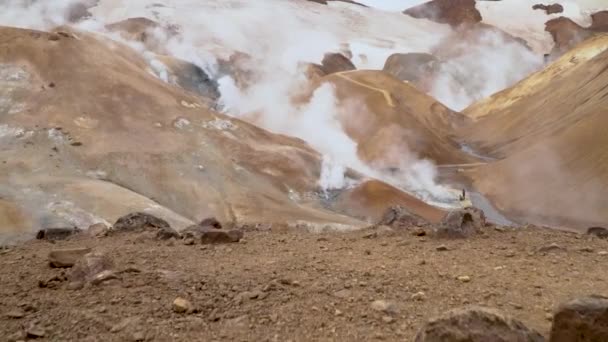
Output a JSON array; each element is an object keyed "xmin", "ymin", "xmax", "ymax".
[{"xmin": 1, "ymin": 0, "xmax": 608, "ymax": 340}]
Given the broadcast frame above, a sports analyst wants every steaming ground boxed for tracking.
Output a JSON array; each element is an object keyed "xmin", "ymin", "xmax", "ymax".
[{"xmin": 1, "ymin": 0, "xmax": 608, "ymax": 234}]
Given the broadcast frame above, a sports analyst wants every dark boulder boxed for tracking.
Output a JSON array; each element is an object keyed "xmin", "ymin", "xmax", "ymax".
[
  {"xmin": 379, "ymin": 205, "xmax": 430, "ymax": 228},
  {"xmin": 318, "ymin": 53, "xmax": 355, "ymax": 75},
  {"xmin": 182, "ymin": 223, "xmax": 243, "ymax": 244},
  {"xmin": 550, "ymin": 295, "xmax": 608, "ymax": 342},
  {"xmin": 587, "ymin": 227, "xmax": 608, "ymax": 239},
  {"xmin": 112, "ymin": 212, "xmax": 180, "ymax": 240},
  {"xmin": 436, "ymin": 207, "xmax": 486, "ymax": 238},
  {"xmin": 36, "ymin": 227, "xmax": 80, "ymax": 241},
  {"xmin": 415, "ymin": 306, "xmax": 545, "ymax": 342}
]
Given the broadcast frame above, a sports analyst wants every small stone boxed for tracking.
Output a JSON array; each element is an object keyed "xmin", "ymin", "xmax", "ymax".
[
  {"xmin": 579, "ymin": 247, "xmax": 594, "ymax": 253},
  {"xmin": 90, "ymin": 270, "xmax": 119, "ymax": 285},
  {"xmin": 88, "ymin": 223, "xmax": 109, "ymax": 237},
  {"xmin": 132, "ymin": 331, "xmax": 145, "ymax": 341},
  {"xmin": 382, "ymin": 316, "xmax": 395, "ymax": 323},
  {"xmin": 511, "ymin": 303, "xmax": 524, "ymax": 310},
  {"xmin": 371, "ymin": 300, "xmax": 398, "ymax": 315},
  {"xmin": 68, "ymin": 252, "xmax": 114, "ymax": 284},
  {"xmin": 49, "ymin": 248, "xmax": 93, "ymax": 267},
  {"xmin": 183, "ymin": 238, "xmax": 195, "ymax": 246},
  {"xmin": 26, "ymin": 324, "xmax": 45, "ymax": 338},
  {"xmin": 111, "ymin": 317, "xmax": 141, "ymax": 333},
  {"xmin": 457, "ymin": 275, "xmax": 471, "ymax": 283},
  {"xmin": 436, "ymin": 245, "xmax": 448, "ymax": 251},
  {"xmin": 538, "ymin": 243, "xmax": 562, "ymax": 253},
  {"xmin": 504, "ymin": 251, "xmax": 516, "ymax": 258},
  {"xmin": 334, "ymin": 309, "xmax": 343, "ymax": 316},
  {"xmin": 5, "ymin": 309, "xmax": 25, "ymax": 319},
  {"xmin": 411, "ymin": 292, "xmax": 426, "ymax": 301},
  {"xmin": 173, "ymin": 297, "xmax": 194, "ymax": 314},
  {"xmin": 67, "ymin": 281, "xmax": 84, "ymax": 290},
  {"xmin": 334, "ymin": 289, "xmax": 352, "ymax": 299},
  {"xmin": 598, "ymin": 251, "xmax": 608, "ymax": 256}
]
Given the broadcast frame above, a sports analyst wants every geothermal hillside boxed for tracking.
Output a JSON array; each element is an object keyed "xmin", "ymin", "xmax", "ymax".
[{"xmin": 1, "ymin": 0, "xmax": 608, "ymax": 341}]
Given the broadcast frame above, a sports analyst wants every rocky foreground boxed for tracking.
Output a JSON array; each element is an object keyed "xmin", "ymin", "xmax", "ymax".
[{"xmin": 1, "ymin": 213, "xmax": 608, "ymax": 341}]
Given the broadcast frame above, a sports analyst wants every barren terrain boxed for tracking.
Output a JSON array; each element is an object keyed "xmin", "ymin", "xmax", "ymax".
[{"xmin": 1, "ymin": 226, "xmax": 607, "ymax": 341}]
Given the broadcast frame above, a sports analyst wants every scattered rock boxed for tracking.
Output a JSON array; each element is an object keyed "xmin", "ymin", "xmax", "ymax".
[
  {"xmin": 550, "ymin": 295, "xmax": 608, "ymax": 341},
  {"xmin": 436, "ymin": 207, "xmax": 486, "ymax": 239},
  {"xmin": 587, "ymin": 226, "xmax": 608, "ymax": 239},
  {"xmin": 379, "ymin": 205, "xmax": 430, "ymax": 228},
  {"xmin": 318, "ymin": 52, "xmax": 355, "ymax": 75},
  {"xmin": 183, "ymin": 222, "xmax": 244, "ymax": 244},
  {"xmin": 38, "ymin": 274, "xmax": 67, "ymax": 288},
  {"xmin": 48, "ymin": 247, "xmax": 92, "ymax": 268},
  {"xmin": 598, "ymin": 251, "xmax": 608, "ymax": 256},
  {"xmin": 87, "ymin": 223, "xmax": 109, "ymax": 237},
  {"xmin": 112, "ymin": 212, "xmax": 179, "ymax": 240},
  {"xmin": 411, "ymin": 292, "xmax": 426, "ymax": 301},
  {"xmin": 436, "ymin": 245, "xmax": 448, "ymax": 251},
  {"xmin": 131, "ymin": 331, "xmax": 146, "ymax": 341},
  {"xmin": 371, "ymin": 300, "xmax": 398, "ymax": 315},
  {"xmin": 457, "ymin": 275, "xmax": 471, "ymax": 283},
  {"xmin": 26, "ymin": 324, "xmax": 46, "ymax": 338},
  {"xmin": 68, "ymin": 252, "xmax": 114, "ymax": 284},
  {"xmin": 382, "ymin": 316, "xmax": 395, "ymax": 323},
  {"xmin": 415, "ymin": 306, "xmax": 545, "ymax": 342},
  {"xmin": 111, "ymin": 316, "xmax": 141, "ymax": 333},
  {"xmin": 201, "ymin": 229, "xmax": 244, "ymax": 244},
  {"xmin": 538, "ymin": 243, "xmax": 563, "ymax": 253},
  {"xmin": 90, "ymin": 270, "xmax": 120, "ymax": 285},
  {"xmin": 173, "ymin": 297, "xmax": 194, "ymax": 314},
  {"xmin": 199, "ymin": 217, "xmax": 222, "ymax": 229},
  {"xmin": 36, "ymin": 227, "xmax": 80, "ymax": 241},
  {"xmin": 334, "ymin": 289, "xmax": 353, "ymax": 299},
  {"xmin": 5, "ymin": 309, "xmax": 25, "ymax": 319}
]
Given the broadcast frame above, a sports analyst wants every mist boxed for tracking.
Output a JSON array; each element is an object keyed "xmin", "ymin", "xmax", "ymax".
[{"xmin": 4, "ymin": 0, "xmax": 602, "ymax": 208}]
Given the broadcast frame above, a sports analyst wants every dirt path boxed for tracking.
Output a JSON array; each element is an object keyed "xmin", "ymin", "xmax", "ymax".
[
  {"xmin": 1, "ymin": 226, "xmax": 607, "ymax": 341},
  {"xmin": 335, "ymin": 72, "xmax": 396, "ymax": 107}
]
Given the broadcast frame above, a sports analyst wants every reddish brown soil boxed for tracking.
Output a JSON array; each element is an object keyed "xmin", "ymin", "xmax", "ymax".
[{"xmin": 1, "ymin": 226, "xmax": 607, "ymax": 341}]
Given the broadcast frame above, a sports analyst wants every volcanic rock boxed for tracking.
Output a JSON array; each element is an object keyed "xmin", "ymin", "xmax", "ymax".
[
  {"xmin": 48, "ymin": 247, "xmax": 92, "ymax": 268},
  {"xmin": 36, "ymin": 227, "xmax": 80, "ymax": 241},
  {"xmin": 532, "ymin": 4, "xmax": 564, "ymax": 15},
  {"xmin": 550, "ymin": 295, "xmax": 608, "ymax": 341},
  {"xmin": 157, "ymin": 56, "xmax": 220, "ymax": 101},
  {"xmin": 379, "ymin": 205, "xmax": 430, "ymax": 228},
  {"xmin": 415, "ymin": 306, "xmax": 545, "ymax": 342},
  {"xmin": 113, "ymin": 213, "xmax": 180, "ymax": 240},
  {"xmin": 436, "ymin": 207, "xmax": 486, "ymax": 238},
  {"xmin": 404, "ymin": 0, "xmax": 482, "ymax": 27},
  {"xmin": 173, "ymin": 297, "xmax": 194, "ymax": 314},
  {"xmin": 68, "ymin": 252, "xmax": 114, "ymax": 284},
  {"xmin": 587, "ymin": 227, "xmax": 608, "ymax": 239},
  {"xmin": 318, "ymin": 53, "xmax": 355, "ymax": 75},
  {"xmin": 590, "ymin": 11, "xmax": 608, "ymax": 31},
  {"xmin": 545, "ymin": 17, "xmax": 593, "ymax": 58},
  {"xmin": 382, "ymin": 53, "xmax": 439, "ymax": 90}
]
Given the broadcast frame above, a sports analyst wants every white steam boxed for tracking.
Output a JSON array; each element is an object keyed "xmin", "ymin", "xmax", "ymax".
[{"xmin": 5, "ymin": 0, "xmax": 597, "ymax": 208}]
